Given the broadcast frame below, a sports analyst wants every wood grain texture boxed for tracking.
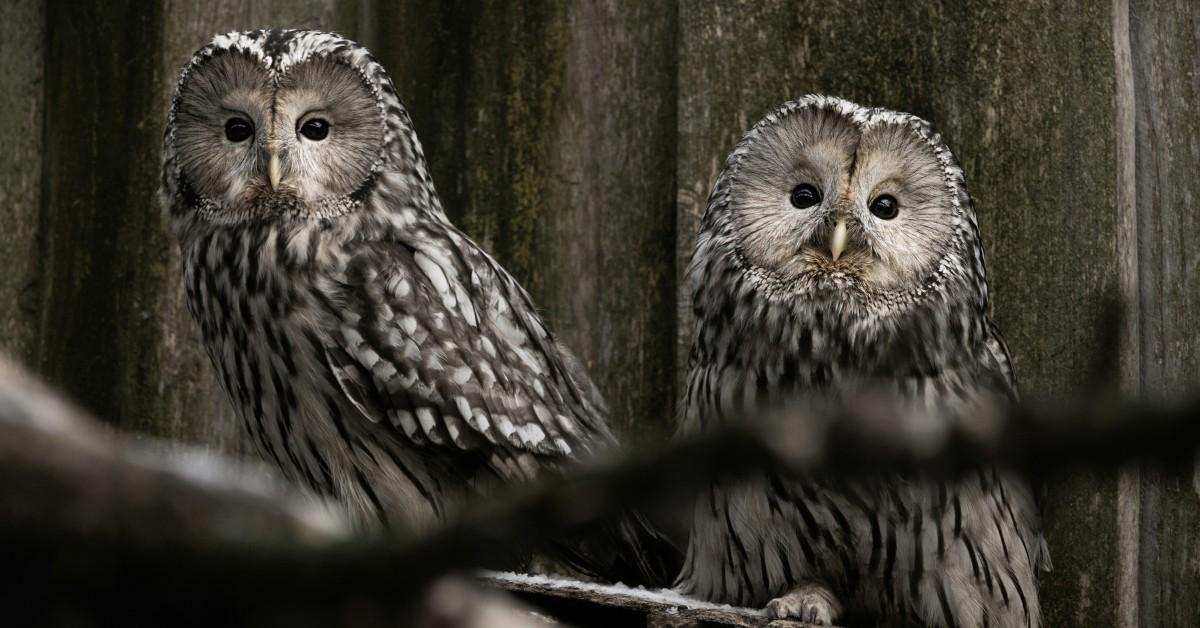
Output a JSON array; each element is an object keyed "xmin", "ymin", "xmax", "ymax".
[
  {"xmin": 1128, "ymin": 1, "xmax": 1200, "ymax": 626},
  {"xmin": 38, "ymin": 0, "xmax": 175, "ymax": 436},
  {"xmin": 245, "ymin": 0, "xmax": 357, "ymax": 32},
  {"xmin": 0, "ymin": 0, "xmax": 43, "ymax": 363},
  {"xmin": 676, "ymin": 2, "xmax": 1123, "ymax": 626},
  {"xmin": 1112, "ymin": 1, "xmax": 1141, "ymax": 623},
  {"xmin": 364, "ymin": 0, "xmax": 680, "ymax": 441}
]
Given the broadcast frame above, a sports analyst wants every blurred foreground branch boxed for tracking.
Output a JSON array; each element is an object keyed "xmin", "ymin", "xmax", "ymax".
[
  {"xmin": 0, "ymin": 359, "xmax": 551, "ymax": 627},
  {"xmin": 2, "ymin": 354, "xmax": 1199, "ymax": 626}
]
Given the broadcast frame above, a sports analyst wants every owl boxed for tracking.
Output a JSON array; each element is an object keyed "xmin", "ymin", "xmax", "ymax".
[
  {"xmin": 159, "ymin": 29, "xmax": 675, "ymax": 586},
  {"xmin": 675, "ymin": 96, "xmax": 1048, "ymax": 627}
]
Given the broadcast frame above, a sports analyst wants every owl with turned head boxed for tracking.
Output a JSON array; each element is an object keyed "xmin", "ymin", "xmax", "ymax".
[
  {"xmin": 160, "ymin": 30, "xmax": 675, "ymax": 586},
  {"xmin": 676, "ymin": 96, "xmax": 1048, "ymax": 627}
]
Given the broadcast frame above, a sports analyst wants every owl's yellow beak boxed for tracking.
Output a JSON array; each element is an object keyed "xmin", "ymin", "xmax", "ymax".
[
  {"xmin": 268, "ymin": 149, "xmax": 282, "ymax": 191},
  {"xmin": 830, "ymin": 219, "xmax": 849, "ymax": 261}
]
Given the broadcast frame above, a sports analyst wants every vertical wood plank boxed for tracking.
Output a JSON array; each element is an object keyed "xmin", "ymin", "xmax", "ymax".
[
  {"xmin": 365, "ymin": 0, "xmax": 680, "ymax": 441},
  {"xmin": 38, "ymin": 0, "xmax": 174, "ymax": 437},
  {"xmin": 932, "ymin": 7, "xmax": 1122, "ymax": 626},
  {"xmin": 1129, "ymin": 1, "xmax": 1200, "ymax": 625},
  {"xmin": 0, "ymin": 0, "xmax": 44, "ymax": 363},
  {"xmin": 542, "ymin": 0, "xmax": 679, "ymax": 442},
  {"xmin": 1112, "ymin": 1, "xmax": 1142, "ymax": 625},
  {"xmin": 677, "ymin": 2, "xmax": 1122, "ymax": 626}
]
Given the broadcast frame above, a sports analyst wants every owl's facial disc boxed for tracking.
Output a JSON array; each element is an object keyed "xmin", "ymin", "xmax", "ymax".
[
  {"xmin": 173, "ymin": 52, "xmax": 383, "ymax": 221},
  {"xmin": 729, "ymin": 104, "xmax": 957, "ymax": 296},
  {"xmin": 728, "ymin": 107, "xmax": 874, "ymax": 291},
  {"xmin": 267, "ymin": 58, "xmax": 381, "ymax": 207},
  {"xmin": 849, "ymin": 121, "xmax": 957, "ymax": 289}
]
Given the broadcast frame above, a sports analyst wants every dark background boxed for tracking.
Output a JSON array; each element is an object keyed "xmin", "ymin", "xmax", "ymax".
[{"xmin": 0, "ymin": 1, "xmax": 1196, "ymax": 626}]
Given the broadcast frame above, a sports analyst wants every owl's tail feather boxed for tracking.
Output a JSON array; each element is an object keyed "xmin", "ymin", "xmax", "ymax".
[{"xmin": 551, "ymin": 511, "xmax": 683, "ymax": 589}]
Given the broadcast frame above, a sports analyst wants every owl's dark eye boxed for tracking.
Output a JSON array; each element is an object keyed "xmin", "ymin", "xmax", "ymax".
[
  {"xmin": 224, "ymin": 118, "xmax": 254, "ymax": 142},
  {"xmin": 299, "ymin": 118, "xmax": 330, "ymax": 141},
  {"xmin": 789, "ymin": 183, "xmax": 821, "ymax": 209},
  {"xmin": 869, "ymin": 194, "xmax": 899, "ymax": 220}
]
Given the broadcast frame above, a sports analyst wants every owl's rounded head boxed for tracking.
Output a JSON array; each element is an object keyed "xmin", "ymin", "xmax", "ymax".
[
  {"xmin": 161, "ymin": 30, "xmax": 428, "ymax": 224},
  {"xmin": 703, "ymin": 95, "xmax": 982, "ymax": 303}
]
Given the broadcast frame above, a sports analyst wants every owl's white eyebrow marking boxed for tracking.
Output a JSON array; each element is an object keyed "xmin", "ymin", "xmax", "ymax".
[
  {"xmin": 298, "ymin": 109, "xmax": 331, "ymax": 120},
  {"xmin": 867, "ymin": 176, "xmax": 908, "ymax": 198},
  {"xmin": 217, "ymin": 106, "xmax": 255, "ymax": 122}
]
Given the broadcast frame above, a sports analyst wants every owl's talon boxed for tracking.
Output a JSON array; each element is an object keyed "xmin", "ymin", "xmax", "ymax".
[{"xmin": 765, "ymin": 583, "xmax": 841, "ymax": 625}]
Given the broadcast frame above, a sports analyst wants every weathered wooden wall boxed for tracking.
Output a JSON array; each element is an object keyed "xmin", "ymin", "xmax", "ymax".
[
  {"xmin": 1124, "ymin": 1, "xmax": 1200, "ymax": 626},
  {"xmin": 0, "ymin": 1, "xmax": 1195, "ymax": 626}
]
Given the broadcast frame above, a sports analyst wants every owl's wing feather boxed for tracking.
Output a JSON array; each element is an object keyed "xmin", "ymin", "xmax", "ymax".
[
  {"xmin": 321, "ymin": 232, "xmax": 613, "ymax": 481},
  {"xmin": 982, "ymin": 318, "xmax": 1052, "ymax": 573},
  {"xmin": 983, "ymin": 318, "xmax": 1019, "ymax": 402}
]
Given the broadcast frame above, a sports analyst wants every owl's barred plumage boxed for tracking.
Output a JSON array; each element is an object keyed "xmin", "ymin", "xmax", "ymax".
[
  {"xmin": 161, "ymin": 29, "xmax": 676, "ymax": 585},
  {"xmin": 677, "ymin": 96, "xmax": 1047, "ymax": 626}
]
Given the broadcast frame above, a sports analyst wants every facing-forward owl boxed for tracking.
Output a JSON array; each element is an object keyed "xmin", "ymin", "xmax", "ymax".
[
  {"xmin": 676, "ymin": 96, "xmax": 1048, "ymax": 627},
  {"xmin": 160, "ymin": 29, "xmax": 676, "ymax": 586}
]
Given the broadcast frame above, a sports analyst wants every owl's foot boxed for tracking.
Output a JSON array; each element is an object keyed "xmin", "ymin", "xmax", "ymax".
[{"xmin": 765, "ymin": 582, "xmax": 842, "ymax": 625}]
